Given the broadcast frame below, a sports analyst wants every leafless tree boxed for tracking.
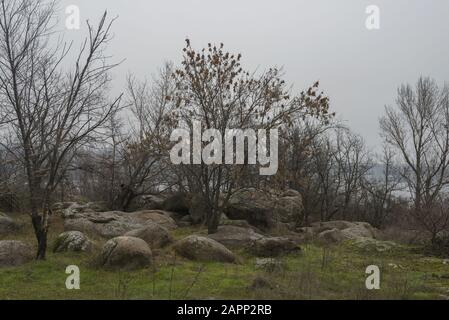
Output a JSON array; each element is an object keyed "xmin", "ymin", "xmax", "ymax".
[
  {"xmin": 360, "ymin": 145, "xmax": 402, "ymax": 228},
  {"xmin": 112, "ymin": 63, "xmax": 177, "ymax": 211},
  {"xmin": 298, "ymin": 127, "xmax": 372, "ymax": 223},
  {"xmin": 0, "ymin": 0, "xmax": 121, "ymax": 259},
  {"xmin": 333, "ymin": 128, "xmax": 373, "ymax": 220},
  {"xmin": 380, "ymin": 77, "xmax": 449, "ymax": 240}
]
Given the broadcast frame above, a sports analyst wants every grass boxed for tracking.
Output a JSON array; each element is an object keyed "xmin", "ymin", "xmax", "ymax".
[{"xmin": 1, "ymin": 213, "xmax": 449, "ymax": 300}]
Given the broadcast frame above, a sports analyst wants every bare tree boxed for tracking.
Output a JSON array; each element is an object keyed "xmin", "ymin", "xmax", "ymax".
[
  {"xmin": 297, "ymin": 127, "xmax": 372, "ymax": 223},
  {"xmin": 333, "ymin": 129, "xmax": 372, "ymax": 220},
  {"xmin": 380, "ymin": 77, "xmax": 449, "ymax": 240},
  {"xmin": 361, "ymin": 145, "xmax": 402, "ymax": 228},
  {"xmin": 0, "ymin": 0, "xmax": 121, "ymax": 259},
  {"xmin": 276, "ymin": 119, "xmax": 334, "ymax": 224},
  {"xmin": 113, "ymin": 63, "xmax": 176, "ymax": 211}
]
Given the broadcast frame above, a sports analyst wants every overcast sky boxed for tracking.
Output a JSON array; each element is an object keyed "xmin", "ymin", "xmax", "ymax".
[{"xmin": 58, "ymin": 0, "xmax": 449, "ymax": 150}]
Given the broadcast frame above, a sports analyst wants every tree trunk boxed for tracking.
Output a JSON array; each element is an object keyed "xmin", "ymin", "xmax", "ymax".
[
  {"xmin": 207, "ymin": 210, "xmax": 221, "ymax": 234},
  {"xmin": 31, "ymin": 213, "xmax": 48, "ymax": 260},
  {"xmin": 114, "ymin": 185, "xmax": 135, "ymax": 212}
]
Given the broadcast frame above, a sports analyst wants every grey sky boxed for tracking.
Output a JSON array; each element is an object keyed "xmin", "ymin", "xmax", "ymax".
[{"xmin": 59, "ymin": 0, "xmax": 449, "ymax": 149}]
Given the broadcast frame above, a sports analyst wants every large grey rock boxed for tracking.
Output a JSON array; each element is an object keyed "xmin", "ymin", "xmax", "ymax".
[
  {"xmin": 310, "ymin": 220, "xmax": 355, "ymax": 232},
  {"xmin": 219, "ymin": 214, "xmax": 263, "ymax": 231},
  {"xmin": 255, "ymin": 258, "xmax": 284, "ymax": 273},
  {"xmin": 317, "ymin": 228, "xmax": 350, "ymax": 244},
  {"xmin": 174, "ymin": 235, "xmax": 236, "ymax": 263},
  {"xmin": 63, "ymin": 210, "xmax": 177, "ymax": 238},
  {"xmin": 352, "ymin": 238, "xmax": 399, "ymax": 253},
  {"xmin": 124, "ymin": 223, "xmax": 173, "ymax": 249},
  {"xmin": 162, "ymin": 193, "xmax": 189, "ymax": 214},
  {"xmin": 53, "ymin": 231, "xmax": 92, "ymax": 253},
  {"xmin": 0, "ymin": 240, "xmax": 33, "ymax": 267},
  {"xmin": 139, "ymin": 210, "xmax": 178, "ymax": 230},
  {"xmin": 341, "ymin": 223, "xmax": 376, "ymax": 239},
  {"xmin": 224, "ymin": 188, "xmax": 303, "ymax": 231},
  {"xmin": 56, "ymin": 202, "xmax": 108, "ymax": 218},
  {"xmin": 0, "ymin": 213, "xmax": 20, "ymax": 235},
  {"xmin": 250, "ymin": 237, "xmax": 300, "ymax": 257},
  {"xmin": 313, "ymin": 221, "xmax": 378, "ymax": 245},
  {"xmin": 208, "ymin": 225, "xmax": 264, "ymax": 248},
  {"xmin": 187, "ymin": 194, "xmax": 208, "ymax": 224},
  {"xmin": 100, "ymin": 236, "xmax": 152, "ymax": 270},
  {"xmin": 311, "ymin": 221, "xmax": 377, "ymax": 236},
  {"xmin": 128, "ymin": 194, "xmax": 165, "ymax": 211}
]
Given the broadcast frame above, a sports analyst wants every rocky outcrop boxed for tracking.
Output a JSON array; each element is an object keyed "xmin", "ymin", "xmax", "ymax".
[
  {"xmin": 174, "ymin": 235, "xmax": 236, "ymax": 263},
  {"xmin": 0, "ymin": 240, "xmax": 33, "ymax": 267},
  {"xmin": 100, "ymin": 236, "xmax": 153, "ymax": 270},
  {"xmin": 224, "ymin": 188, "xmax": 303, "ymax": 231},
  {"xmin": 63, "ymin": 210, "xmax": 177, "ymax": 239},
  {"xmin": 250, "ymin": 237, "xmax": 300, "ymax": 257},
  {"xmin": 53, "ymin": 231, "xmax": 92, "ymax": 253},
  {"xmin": 124, "ymin": 223, "xmax": 173, "ymax": 249},
  {"xmin": 0, "ymin": 213, "xmax": 20, "ymax": 235}
]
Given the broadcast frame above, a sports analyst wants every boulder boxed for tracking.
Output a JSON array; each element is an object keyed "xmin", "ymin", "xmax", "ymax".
[
  {"xmin": 63, "ymin": 210, "xmax": 177, "ymax": 238},
  {"xmin": 177, "ymin": 215, "xmax": 193, "ymax": 227},
  {"xmin": 282, "ymin": 189, "xmax": 301, "ymax": 197},
  {"xmin": 296, "ymin": 227, "xmax": 315, "ymax": 241},
  {"xmin": 124, "ymin": 223, "xmax": 173, "ymax": 249},
  {"xmin": 317, "ymin": 228, "xmax": 349, "ymax": 245},
  {"xmin": 352, "ymin": 238, "xmax": 399, "ymax": 253},
  {"xmin": 0, "ymin": 240, "xmax": 33, "ymax": 267},
  {"xmin": 0, "ymin": 213, "xmax": 20, "ymax": 235},
  {"xmin": 187, "ymin": 194, "xmax": 207, "ymax": 224},
  {"xmin": 138, "ymin": 210, "xmax": 178, "ymax": 230},
  {"xmin": 250, "ymin": 237, "xmax": 300, "ymax": 257},
  {"xmin": 313, "ymin": 221, "xmax": 378, "ymax": 245},
  {"xmin": 219, "ymin": 214, "xmax": 262, "ymax": 230},
  {"xmin": 276, "ymin": 190, "xmax": 304, "ymax": 224},
  {"xmin": 53, "ymin": 231, "xmax": 92, "ymax": 253},
  {"xmin": 341, "ymin": 223, "xmax": 376, "ymax": 239},
  {"xmin": 224, "ymin": 188, "xmax": 274, "ymax": 229},
  {"xmin": 310, "ymin": 220, "xmax": 356, "ymax": 233},
  {"xmin": 57, "ymin": 202, "xmax": 108, "ymax": 218},
  {"xmin": 162, "ymin": 193, "xmax": 189, "ymax": 214},
  {"xmin": 208, "ymin": 225, "xmax": 264, "ymax": 248},
  {"xmin": 128, "ymin": 194, "xmax": 165, "ymax": 211},
  {"xmin": 224, "ymin": 188, "xmax": 303, "ymax": 231},
  {"xmin": 255, "ymin": 258, "xmax": 284, "ymax": 273},
  {"xmin": 174, "ymin": 235, "xmax": 236, "ymax": 263},
  {"xmin": 100, "ymin": 236, "xmax": 152, "ymax": 270}
]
